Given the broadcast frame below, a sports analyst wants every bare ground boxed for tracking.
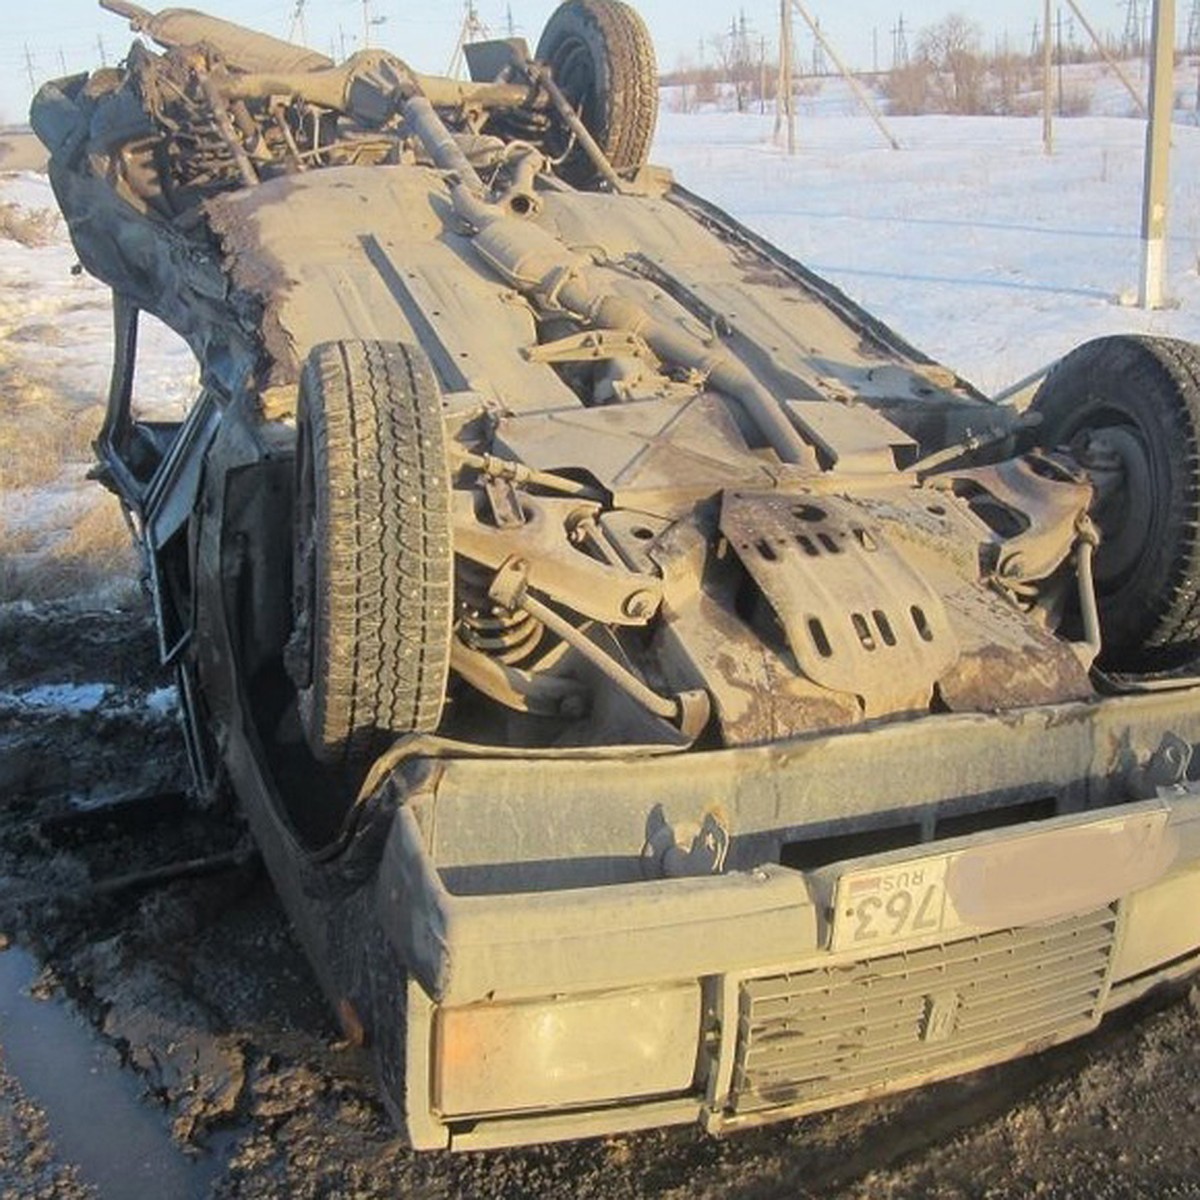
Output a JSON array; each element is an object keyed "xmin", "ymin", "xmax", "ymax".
[
  {"xmin": 0, "ymin": 134, "xmax": 49, "ymax": 174},
  {"xmin": 3, "ymin": 601, "xmax": 1200, "ymax": 1200}
]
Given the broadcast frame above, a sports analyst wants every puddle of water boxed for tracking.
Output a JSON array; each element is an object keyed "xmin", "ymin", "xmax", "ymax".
[{"xmin": 0, "ymin": 945, "xmax": 220, "ymax": 1200}]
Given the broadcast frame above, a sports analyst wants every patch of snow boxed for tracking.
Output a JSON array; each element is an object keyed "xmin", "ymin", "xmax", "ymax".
[
  {"xmin": 1, "ymin": 683, "xmax": 109, "ymax": 714},
  {"xmin": 144, "ymin": 687, "xmax": 179, "ymax": 718},
  {"xmin": 0, "ymin": 171, "xmax": 198, "ymax": 420}
]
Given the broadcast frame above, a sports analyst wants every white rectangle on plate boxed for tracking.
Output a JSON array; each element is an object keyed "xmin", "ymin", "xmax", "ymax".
[{"xmin": 832, "ymin": 855, "xmax": 959, "ymax": 952}]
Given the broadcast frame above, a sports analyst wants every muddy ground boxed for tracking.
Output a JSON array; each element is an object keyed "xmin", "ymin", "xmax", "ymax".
[{"xmin": 2, "ymin": 602, "xmax": 1200, "ymax": 1199}]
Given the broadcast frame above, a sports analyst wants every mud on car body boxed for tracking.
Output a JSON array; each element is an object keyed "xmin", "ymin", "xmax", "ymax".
[{"xmin": 31, "ymin": 0, "xmax": 1200, "ymax": 1150}]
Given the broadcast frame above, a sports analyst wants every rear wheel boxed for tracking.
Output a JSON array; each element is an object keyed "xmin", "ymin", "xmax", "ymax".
[
  {"xmin": 1031, "ymin": 335, "xmax": 1200, "ymax": 670},
  {"xmin": 286, "ymin": 340, "xmax": 453, "ymax": 767},
  {"xmin": 535, "ymin": 0, "xmax": 658, "ymax": 188}
]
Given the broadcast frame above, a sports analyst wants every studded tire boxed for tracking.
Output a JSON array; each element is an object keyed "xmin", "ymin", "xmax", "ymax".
[{"xmin": 288, "ymin": 340, "xmax": 453, "ymax": 767}]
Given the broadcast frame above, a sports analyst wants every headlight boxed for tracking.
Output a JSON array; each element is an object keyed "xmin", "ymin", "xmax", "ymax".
[{"xmin": 434, "ymin": 983, "xmax": 702, "ymax": 1117}]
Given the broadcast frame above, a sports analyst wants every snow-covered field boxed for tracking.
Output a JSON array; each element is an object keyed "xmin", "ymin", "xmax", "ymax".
[
  {"xmin": 2, "ymin": 103, "xmax": 1199, "ymax": 601},
  {"xmin": 654, "ymin": 108, "xmax": 1200, "ymax": 394},
  {"xmin": 0, "ymin": 171, "xmax": 196, "ymax": 603}
]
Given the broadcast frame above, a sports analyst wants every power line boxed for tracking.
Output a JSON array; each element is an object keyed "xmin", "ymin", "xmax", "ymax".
[
  {"xmin": 891, "ymin": 13, "xmax": 909, "ymax": 70},
  {"xmin": 447, "ymin": 1, "xmax": 489, "ymax": 78},
  {"xmin": 1122, "ymin": 0, "xmax": 1143, "ymax": 56},
  {"xmin": 287, "ymin": 0, "xmax": 308, "ymax": 45},
  {"xmin": 810, "ymin": 16, "xmax": 827, "ymax": 75}
]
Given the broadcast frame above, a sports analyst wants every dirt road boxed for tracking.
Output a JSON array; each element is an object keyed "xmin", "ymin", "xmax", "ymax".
[{"xmin": 3, "ymin": 602, "xmax": 1200, "ymax": 1199}]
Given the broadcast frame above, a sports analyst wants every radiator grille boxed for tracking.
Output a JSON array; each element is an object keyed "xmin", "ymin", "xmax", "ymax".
[{"xmin": 729, "ymin": 905, "xmax": 1118, "ymax": 1115}]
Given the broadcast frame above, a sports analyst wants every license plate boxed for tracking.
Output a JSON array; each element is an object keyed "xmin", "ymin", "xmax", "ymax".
[
  {"xmin": 831, "ymin": 856, "xmax": 959, "ymax": 953},
  {"xmin": 829, "ymin": 805, "xmax": 1171, "ymax": 954}
]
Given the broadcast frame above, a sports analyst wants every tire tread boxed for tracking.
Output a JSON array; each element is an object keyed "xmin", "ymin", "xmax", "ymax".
[
  {"xmin": 1033, "ymin": 334, "xmax": 1200, "ymax": 668},
  {"xmin": 298, "ymin": 340, "xmax": 452, "ymax": 766}
]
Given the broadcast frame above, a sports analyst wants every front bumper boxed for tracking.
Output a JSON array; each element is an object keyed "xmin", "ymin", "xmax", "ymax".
[
  {"xmin": 392, "ymin": 807, "xmax": 1200, "ymax": 1151},
  {"xmin": 226, "ymin": 684, "xmax": 1200, "ymax": 1152},
  {"xmin": 360, "ymin": 688, "xmax": 1200, "ymax": 1151}
]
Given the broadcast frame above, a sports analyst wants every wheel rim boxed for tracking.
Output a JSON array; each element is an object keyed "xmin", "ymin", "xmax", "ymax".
[
  {"xmin": 547, "ymin": 38, "xmax": 602, "ymax": 156},
  {"xmin": 555, "ymin": 39, "xmax": 598, "ymax": 106},
  {"xmin": 1073, "ymin": 420, "xmax": 1157, "ymax": 595}
]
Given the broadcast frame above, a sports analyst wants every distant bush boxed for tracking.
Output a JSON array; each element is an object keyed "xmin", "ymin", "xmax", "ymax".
[
  {"xmin": 880, "ymin": 11, "xmax": 1093, "ymax": 118},
  {"xmin": 1059, "ymin": 84, "xmax": 1093, "ymax": 117},
  {"xmin": 0, "ymin": 201, "xmax": 58, "ymax": 247},
  {"xmin": 884, "ymin": 62, "xmax": 933, "ymax": 115}
]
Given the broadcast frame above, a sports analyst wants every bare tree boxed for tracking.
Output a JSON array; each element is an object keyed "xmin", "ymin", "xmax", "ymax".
[
  {"xmin": 710, "ymin": 12, "xmax": 758, "ymax": 112},
  {"xmin": 918, "ymin": 13, "xmax": 987, "ymax": 114}
]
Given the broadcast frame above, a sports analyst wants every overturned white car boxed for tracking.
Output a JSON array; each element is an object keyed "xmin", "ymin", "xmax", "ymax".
[{"xmin": 31, "ymin": 0, "xmax": 1200, "ymax": 1150}]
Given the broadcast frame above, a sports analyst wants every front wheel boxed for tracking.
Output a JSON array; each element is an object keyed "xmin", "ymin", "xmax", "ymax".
[
  {"xmin": 286, "ymin": 340, "xmax": 453, "ymax": 767},
  {"xmin": 1031, "ymin": 335, "xmax": 1200, "ymax": 670}
]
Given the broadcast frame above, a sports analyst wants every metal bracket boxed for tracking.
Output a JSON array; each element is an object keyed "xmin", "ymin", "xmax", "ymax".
[
  {"xmin": 483, "ymin": 476, "xmax": 524, "ymax": 528},
  {"xmin": 942, "ymin": 452, "xmax": 1092, "ymax": 585},
  {"xmin": 1128, "ymin": 732, "xmax": 1194, "ymax": 799},
  {"xmin": 642, "ymin": 806, "xmax": 731, "ymax": 878},
  {"xmin": 523, "ymin": 329, "xmax": 653, "ymax": 365},
  {"xmin": 452, "ymin": 491, "xmax": 663, "ymax": 626}
]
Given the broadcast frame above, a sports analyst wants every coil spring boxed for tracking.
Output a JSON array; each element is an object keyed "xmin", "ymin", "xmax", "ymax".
[{"xmin": 456, "ymin": 559, "xmax": 545, "ymax": 665}]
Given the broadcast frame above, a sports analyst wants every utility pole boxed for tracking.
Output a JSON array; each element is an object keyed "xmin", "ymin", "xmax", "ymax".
[
  {"xmin": 288, "ymin": 0, "xmax": 308, "ymax": 45},
  {"xmin": 360, "ymin": 0, "xmax": 388, "ymax": 49},
  {"xmin": 1123, "ymin": 0, "xmax": 1142, "ymax": 55},
  {"xmin": 792, "ymin": 0, "xmax": 901, "ymax": 148},
  {"xmin": 1043, "ymin": 0, "xmax": 1054, "ymax": 153},
  {"xmin": 892, "ymin": 14, "xmax": 909, "ymax": 70},
  {"xmin": 1188, "ymin": 0, "xmax": 1200, "ymax": 51},
  {"xmin": 1056, "ymin": 7, "xmax": 1065, "ymax": 116},
  {"xmin": 1140, "ymin": 0, "xmax": 1176, "ymax": 308},
  {"xmin": 775, "ymin": 0, "xmax": 795, "ymax": 154},
  {"xmin": 1063, "ymin": 0, "xmax": 1147, "ymax": 116},
  {"xmin": 58, "ymin": 47, "xmax": 67, "ymax": 75},
  {"xmin": 872, "ymin": 26, "xmax": 879, "ymax": 75},
  {"xmin": 506, "ymin": 4, "xmax": 516, "ymax": 38},
  {"xmin": 449, "ymin": 1, "xmax": 489, "ymax": 77},
  {"xmin": 811, "ymin": 18, "xmax": 826, "ymax": 75},
  {"xmin": 96, "ymin": 34, "xmax": 108, "ymax": 67},
  {"xmin": 23, "ymin": 44, "xmax": 36, "ymax": 95},
  {"xmin": 759, "ymin": 34, "xmax": 767, "ymax": 114}
]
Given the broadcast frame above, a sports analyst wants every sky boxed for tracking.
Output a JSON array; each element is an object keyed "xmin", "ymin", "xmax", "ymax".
[{"xmin": 0, "ymin": 0, "xmax": 1156, "ymax": 126}]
